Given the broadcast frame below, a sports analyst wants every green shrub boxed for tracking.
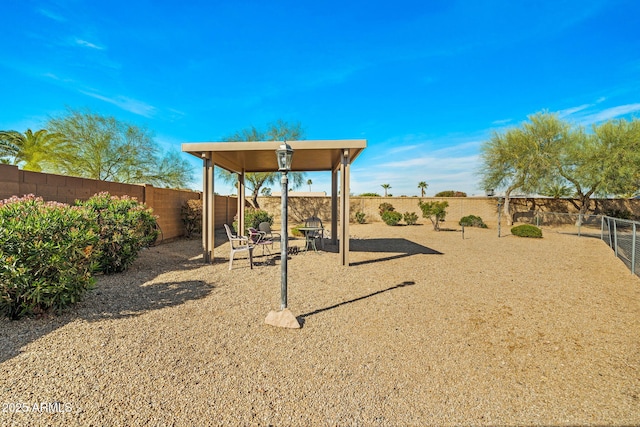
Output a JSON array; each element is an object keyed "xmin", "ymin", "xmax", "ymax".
[
  {"xmin": 418, "ymin": 200, "xmax": 448, "ymax": 231},
  {"xmin": 435, "ymin": 190, "xmax": 467, "ymax": 197},
  {"xmin": 355, "ymin": 211, "xmax": 366, "ymax": 224},
  {"xmin": 181, "ymin": 199, "xmax": 202, "ymax": 238},
  {"xmin": 291, "ymin": 226, "xmax": 303, "ymax": 237},
  {"xmin": 459, "ymin": 215, "xmax": 488, "ymax": 228},
  {"xmin": 382, "ymin": 211, "xmax": 403, "ymax": 226},
  {"xmin": 359, "ymin": 192, "xmax": 381, "ymax": 197},
  {"xmin": 511, "ymin": 224, "xmax": 542, "ymax": 238},
  {"xmin": 0, "ymin": 195, "xmax": 99, "ymax": 319},
  {"xmin": 233, "ymin": 208, "xmax": 274, "ymax": 235},
  {"xmin": 378, "ymin": 202, "xmax": 395, "ymax": 217},
  {"xmin": 77, "ymin": 192, "xmax": 159, "ymax": 274},
  {"xmin": 403, "ymin": 212, "xmax": 418, "ymax": 225}
]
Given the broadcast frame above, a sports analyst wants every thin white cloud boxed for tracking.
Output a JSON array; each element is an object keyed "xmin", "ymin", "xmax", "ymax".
[
  {"xmin": 37, "ymin": 8, "xmax": 66, "ymax": 22},
  {"xmin": 75, "ymin": 39, "xmax": 105, "ymax": 50},
  {"xmin": 557, "ymin": 103, "xmax": 592, "ymax": 118},
  {"xmin": 579, "ymin": 104, "xmax": 640, "ymax": 124},
  {"xmin": 79, "ymin": 90, "xmax": 157, "ymax": 118},
  {"xmin": 491, "ymin": 118, "xmax": 512, "ymax": 125}
]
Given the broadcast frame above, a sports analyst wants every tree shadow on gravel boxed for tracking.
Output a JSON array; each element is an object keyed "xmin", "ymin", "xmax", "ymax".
[
  {"xmin": 297, "ymin": 281, "xmax": 416, "ymax": 326},
  {"xmin": 0, "ymin": 240, "xmax": 213, "ymax": 364},
  {"xmin": 324, "ymin": 238, "xmax": 442, "ymax": 266}
]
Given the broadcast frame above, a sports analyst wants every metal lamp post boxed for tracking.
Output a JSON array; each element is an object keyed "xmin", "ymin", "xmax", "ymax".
[
  {"xmin": 276, "ymin": 141, "xmax": 294, "ymax": 310},
  {"xmin": 265, "ymin": 141, "xmax": 300, "ymax": 328}
]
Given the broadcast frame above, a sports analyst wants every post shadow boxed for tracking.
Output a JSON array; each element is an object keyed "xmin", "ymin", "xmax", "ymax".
[{"xmin": 297, "ymin": 280, "xmax": 416, "ymax": 326}]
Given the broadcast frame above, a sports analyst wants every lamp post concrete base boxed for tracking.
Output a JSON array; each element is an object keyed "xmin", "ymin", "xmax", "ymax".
[{"xmin": 265, "ymin": 309, "xmax": 301, "ymax": 329}]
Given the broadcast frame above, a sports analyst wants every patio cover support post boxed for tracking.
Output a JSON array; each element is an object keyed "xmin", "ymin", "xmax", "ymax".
[
  {"xmin": 339, "ymin": 149, "xmax": 350, "ymax": 266},
  {"xmin": 202, "ymin": 153, "xmax": 214, "ymax": 263},
  {"xmin": 331, "ymin": 168, "xmax": 338, "ymax": 245},
  {"xmin": 237, "ymin": 172, "xmax": 246, "ymax": 236}
]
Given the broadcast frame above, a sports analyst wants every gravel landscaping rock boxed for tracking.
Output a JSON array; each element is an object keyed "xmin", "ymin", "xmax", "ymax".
[{"xmin": 1, "ymin": 223, "xmax": 639, "ymax": 425}]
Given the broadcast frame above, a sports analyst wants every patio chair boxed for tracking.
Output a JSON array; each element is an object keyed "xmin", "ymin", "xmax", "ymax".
[
  {"xmin": 258, "ymin": 221, "xmax": 280, "ymax": 249},
  {"xmin": 304, "ymin": 216, "xmax": 325, "ymax": 251},
  {"xmin": 248, "ymin": 227, "xmax": 273, "ymax": 257},
  {"xmin": 224, "ymin": 224, "xmax": 254, "ymax": 270}
]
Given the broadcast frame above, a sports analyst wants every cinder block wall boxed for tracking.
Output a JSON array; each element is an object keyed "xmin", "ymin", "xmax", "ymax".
[
  {"xmin": 256, "ymin": 195, "xmax": 640, "ymax": 229},
  {"xmin": 0, "ymin": 164, "xmax": 202, "ymax": 241}
]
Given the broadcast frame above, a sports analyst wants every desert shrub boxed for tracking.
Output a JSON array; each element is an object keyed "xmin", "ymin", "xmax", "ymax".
[
  {"xmin": 0, "ymin": 195, "xmax": 99, "ymax": 319},
  {"xmin": 77, "ymin": 192, "xmax": 159, "ymax": 274},
  {"xmin": 435, "ymin": 190, "xmax": 467, "ymax": 197},
  {"xmin": 511, "ymin": 224, "xmax": 542, "ymax": 238},
  {"xmin": 234, "ymin": 208, "xmax": 274, "ymax": 235},
  {"xmin": 403, "ymin": 212, "xmax": 418, "ymax": 225},
  {"xmin": 382, "ymin": 211, "xmax": 403, "ymax": 226},
  {"xmin": 291, "ymin": 226, "xmax": 304, "ymax": 237},
  {"xmin": 181, "ymin": 199, "xmax": 202, "ymax": 238},
  {"xmin": 418, "ymin": 200, "xmax": 448, "ymax": 231},
  {"xmin": 378, "ymin": 202, "xmax": 395, "ymax": 217},
  {"xmin": 459, "ymin": 215, "xmax": 487, "ymax": 228},
  {"xmin": 355, "ymin": 211, "xmax": 366, "ymax": 224},
  {"xmin": 359, "ymin": 192, "xmax": 381, "ymax": 197}
]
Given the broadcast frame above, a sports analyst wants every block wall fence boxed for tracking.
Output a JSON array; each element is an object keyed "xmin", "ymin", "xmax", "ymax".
[
  {"xmin": 255, "ymin": 195, "xmax": 640, "ymax": 230},
  {"xmin": 3, "ymin": 163, "xmax": 639, "ymax": 239},
  {"xmin": 0, "ymin": 164, "xmax": 235, "ymax": 242}
]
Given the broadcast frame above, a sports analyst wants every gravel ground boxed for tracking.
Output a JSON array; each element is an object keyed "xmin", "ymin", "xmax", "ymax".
[{"xmin": 1, "ymin": 223, "xmax": 639, "ymax": 426}]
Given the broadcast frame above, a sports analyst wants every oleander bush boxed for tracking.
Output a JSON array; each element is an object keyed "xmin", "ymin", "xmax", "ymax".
[
  {"xmin": 382, "ymin": 210, "xmax": 403, "ymax": 226},
  {"xmin": 403, "ymin": 212, "xmax": 418, "ymax": 225},
  {"xmin": 0, "ymin": 195, "xmax": 99, "ymax": 319},
  {"xmin": 511, "ymin": 224, "xmax": 543, "ymax": 238},
  {"xmin": 355, "ymin": 211, "xmax": 366, "ymax": 224},
  {"xmin": 459, "ymin": 215, "xmax": 488, "ymax": 228},
  {"xmin": 181, "ymin": 199, "xmax": 202, "ymax": 238},
  {"xmin": 77, "ymin": 193, "xmax": 159, "ymax": 274}
]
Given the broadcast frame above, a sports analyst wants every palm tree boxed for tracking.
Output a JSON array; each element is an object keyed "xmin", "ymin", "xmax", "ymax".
[
  {"xmin": 418, "ymin": 181, "xmax": 428, "ymax": 197},
  {"xmin": 381, "ymin": 183, "xmax": 391, "ymax": 197},
  {"xmin": 307, "ymin": 179, "xmax": 313, "ymax": 192},
  {"xmin": 0, "ymin": 129, "xmax": 66, "ymax": 172}
]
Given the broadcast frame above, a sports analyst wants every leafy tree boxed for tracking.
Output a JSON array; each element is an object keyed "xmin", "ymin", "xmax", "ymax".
[
  {"xmin": 418, "ymin": 181, "xmax": 428, "ymax": 197},
  {"xmin": 307, "ymin": 179, "xmax": 313, "ymax": 192},
  {"xmin": 47, "ymin": 108, "xmax": 192, "ymax": 188},
  {"xmin": 217, "ymin": 120, "xmax": 306, "ymax": 208},
  {"xmin": 550, "ymin": 119, "xmax": 638, "ymax": 222},
  {"xmin": 479, "ymin": 112, "xmax": 566, "ymax": 224},
  {"xmin": 381, "ymin": 183, "xmax": 391, "ymax": 197},
  {"xmin": 418, "ymin": 200, "xmax": 448, "ymax": 231},
  {"xmin": 0, "ymin": 129, "xmax": 66, "ymax": 172}
]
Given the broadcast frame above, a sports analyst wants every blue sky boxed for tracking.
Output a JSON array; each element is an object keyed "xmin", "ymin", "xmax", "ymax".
[{"xmin": 2, "ymin": 0, "xmax": 639, "ymax": 196}]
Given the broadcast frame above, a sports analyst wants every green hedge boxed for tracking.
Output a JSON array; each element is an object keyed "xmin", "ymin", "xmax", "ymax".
[
  {"xmin": 1, "ymin": 193, "xmax": 159, "ymax": 319},
  {"xmin": 0, "ymin": 195, "xmax": 99, "ymax": 319},
  {"xmin": 382, "ymin": 211, "xmax": 403, "ymax": 226},
  {"xmin": 511, "ymin": 224, "xmax": 543, "ymax": 238},
  {"xmin": 77, "ymin": 193, "xmax": 159, "ymax": 274},
  {"xmin": 459, "ymin": 215, "xmax": 487, "ymax": 228}
]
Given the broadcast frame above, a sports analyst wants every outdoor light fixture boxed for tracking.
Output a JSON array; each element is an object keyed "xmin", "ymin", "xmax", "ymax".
[
  {"xmin": 276, "ymin": 141, "xmax": 294, "ymax": 171},
  {"xmin": 265, "ymin": 141, "xmax": 300, "ymax": 328}
]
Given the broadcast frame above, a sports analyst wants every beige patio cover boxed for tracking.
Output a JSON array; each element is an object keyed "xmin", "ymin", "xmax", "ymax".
[{"xmin": 182, "ymin": 139, "xmax": 366, "ymax": 266}]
